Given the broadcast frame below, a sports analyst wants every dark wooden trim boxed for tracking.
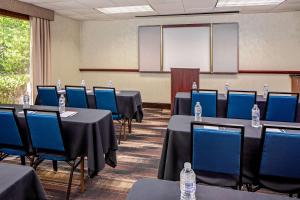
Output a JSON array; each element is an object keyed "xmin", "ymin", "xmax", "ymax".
[
  {"xmin": 162, "ymin": 24, "xmax": 211, "ymax": 28},
  {"xmin": 79, "ymin": 68, "xmax": 139, "ymax": 72},
  {"xmin": 0, "ymin": 9, "xmax": 29, "ymax": 20},
  {"xmin": 239, "ymin": 70, "xmax": 300, "ymax": 74},
  {"xmin": 143, "ymin": 102, "xmax": 170, "ymax": 109}
]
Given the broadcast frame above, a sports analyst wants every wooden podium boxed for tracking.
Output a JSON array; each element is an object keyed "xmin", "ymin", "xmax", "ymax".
[{"xmin": 171, "ymin": 68, "xmax": 200, "ymax": 111}]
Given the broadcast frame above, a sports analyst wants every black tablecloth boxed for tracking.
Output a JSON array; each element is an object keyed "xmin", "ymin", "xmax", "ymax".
[
  {"xmin": 5, "ymin": 104, "xmax": 118, "ymax": 177},
  {"xmin": 36, "ymin": 90, "xmax": 143, "ymax": 122},
  {"xmin": 158, "ymin": 115, "xmax": 300, "ymax": 183},
  {"xmin": 173, "ymin": 92, "xmax": 300, "ymax": 122},
  {"xmin": 127, "ymin": 179, "xmax": 291, "ymax": 200},
  {"xmin": 0, "ymin": 163, "xmax": 46, "ymax": 200}
]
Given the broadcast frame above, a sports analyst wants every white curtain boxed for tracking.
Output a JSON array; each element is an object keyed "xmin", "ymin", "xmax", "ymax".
[{"xmin": 30, "ymin": 16, "xmax": 51, "ymax": 98}]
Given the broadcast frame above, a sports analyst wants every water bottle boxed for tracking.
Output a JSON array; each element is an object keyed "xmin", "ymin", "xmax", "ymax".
[
  {"xmin": 180, "ymin": 162, "xmax": 196, "ymax": 200},
  {"xmin": 23, "ymin": 92, "xmax": 30, "ymax": 109},
  {"xmin": 251, "ymin": 104, "xmax": 260, "ymax": 128},
  {"xmin": 224, "ymin": 82, "xmax": 229, "ymax": 97},
  {"xmin": 192, "ymin": 82, "xmax": 197, "ymax": 90},
  {"xmin": 194, "ymin": 102, "xmax": 202, "ymax": 121},
  {"xmin": 263, "ymin": 84, "xmax": 269, "ymax": 99},
  {"xmin": 59, "ymin": 94, "xmax": 66, "ymax": 114},
  {"xmin": 57, "ymin": 79, "xmax": 61, "ymax": 91},
  {"xmin": 81, "ymin": 80, "xmax": 86, "ymax": 87},
  {"xmin": 108, "ymin": 80, "xmax": 113, "ymax": 88}
]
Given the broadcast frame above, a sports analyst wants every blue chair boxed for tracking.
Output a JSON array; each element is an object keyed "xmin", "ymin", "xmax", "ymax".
[
  {"xmin": 191, "ymin": 89, "xmax": 218, "ymax": 117},
  {"xmin": 226, "ymin": 90, "xmax": 256, "ymax": 120},
  {"xmin": 191, "ymin": 121, "xmax": 244, "ymax": 189},
  {"xmin": 265, "ymin": 92, "xmax": 299, "ymax": 122},
  {"xmin": 65, "ymin": 86, "xmax": 89, "ymax": 108},
  {"xmin": 37, "ymin": 86, "xmax": 59, "ymax": 106},
  {"xmin": 257, "ymin": 124, "xmax": 300, "ymax": 196},
  {"xmin": 93, "ymin": 87, "xmax": 125, "ymax": 144},
  {"xmin": 0, "ymin": 107, "xmax": 32, "ymax": 165},
  {"xmin": 25, "ymin": 110, "xmax": 84, "ymax": 200}
]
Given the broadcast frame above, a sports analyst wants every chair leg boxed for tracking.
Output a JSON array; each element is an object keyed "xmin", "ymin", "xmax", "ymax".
[
  {"xmin": 66, "ymin": 161, "xmax": 75, "ymax": 200},
  {"xmin": 21, "ymin": 156, "xmax": 26, "ymax": 165},
  {"xmin": 123, "ymin": 118, "xmax": 127, "ymax": 141},
  {"xmin": 52, "ymin": 160, "xmax": 58, "ymax": 172},
  {"xmin": 118, "ymin": 121, "xmax": 122, "ymax": 145},
  {"xmin": 33, "ymin": 157, "xmax": 43, "ymax": 170},
  {"xmin": 80, "ymin": 156, "xmax": 85, "ymax": 193},
  {"xmin": 128, "ymin": 118, "xmax": 132, "ymax": 133}
]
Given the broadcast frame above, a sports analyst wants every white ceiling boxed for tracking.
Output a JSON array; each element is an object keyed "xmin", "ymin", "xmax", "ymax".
[{"xmin": 19, "ymin": 0, "xmax": 300, "ymax": 20}]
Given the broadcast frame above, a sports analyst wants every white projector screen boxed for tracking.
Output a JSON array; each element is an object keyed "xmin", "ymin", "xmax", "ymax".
[{"xmin": 162, "ymin": 26, "xmax": 211, "ymax": 72}]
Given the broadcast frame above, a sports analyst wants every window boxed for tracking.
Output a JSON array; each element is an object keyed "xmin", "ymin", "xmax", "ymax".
[{"xmin": 0, "ymin": 15, "xmax": 30, "ymax": 104}]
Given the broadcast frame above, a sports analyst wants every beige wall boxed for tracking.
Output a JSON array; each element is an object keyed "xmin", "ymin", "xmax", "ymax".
[
  {"xmin": 78, "ymin": 11, "xmax": 300, "ymax": 103},
  {"xmin": 51, "ymin": 12, "xmax": 300, "ymax": 103},
  {"xmin": 51, "ymin": 14, "xmax": 81, "ymax": 85}
]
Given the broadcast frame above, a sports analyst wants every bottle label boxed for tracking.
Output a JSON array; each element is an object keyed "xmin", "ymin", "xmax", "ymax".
[{"xmin": 184, "ymin": 182, "xmax": 195, "ymax": 193}]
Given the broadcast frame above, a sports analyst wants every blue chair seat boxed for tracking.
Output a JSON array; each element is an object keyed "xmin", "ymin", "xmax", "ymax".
[
  {"xmin": 113, "ymin": 114, "xmax": 123, "ymax": 120},
  {"xmin": 0, "ymin": 148, "xmax": 27, "ymax": 156},
  {"xmin": 39, "ymin": 153, "xmax": 68, "ymax": 161}
]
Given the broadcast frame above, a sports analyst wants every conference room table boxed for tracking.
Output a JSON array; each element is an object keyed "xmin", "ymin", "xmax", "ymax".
[
  {"xmin": 158, "ymin": 115, "xmax": 300, "ymax": 184},
  {"xmin": 173, "ymin": 92, "xmax": 300, "ymax": 122},
  {"xmin": 0, "ymin": 163, "xmax": 46, "ymax": 200},
  {"xmin": 36, "ymin": 89, "xmax": 144, "ymax": 132},
  {"xmin": 127, "ymin": 179, "xmax": 291, "ymax": 200},
  {"xmin": 2, "ymin": 104, "xmax": 118, "ymax": 178}
]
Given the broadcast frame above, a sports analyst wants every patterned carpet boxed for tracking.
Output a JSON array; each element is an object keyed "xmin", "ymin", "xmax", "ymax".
[{"xmin": 2, "ymin": 108, "xmax": 170, "ymax": 200}]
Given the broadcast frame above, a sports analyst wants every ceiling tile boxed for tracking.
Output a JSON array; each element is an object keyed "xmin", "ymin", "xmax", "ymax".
[
  {"xmin": 110, "ymin": 0, "xmax": 149, "ymax": 6},
  {"xmin": 150, "ymin": 2, "xmax": 184, "ymax": 14},
  {"xmin": 36, "ymin": 0, "xmax": 86, "ymax": 10},
  {"xmin": 74, "ymin": 0, "xmax": 114, "ymax": 8},
  {"xmin": 183, "ymin": 0, "xmax": 217, "ymax": 10}
]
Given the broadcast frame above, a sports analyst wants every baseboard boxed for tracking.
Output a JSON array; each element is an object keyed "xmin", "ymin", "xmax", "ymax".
[{"xmin": 143, "ymin": 102, "xmax": 171, "ymax": 109}]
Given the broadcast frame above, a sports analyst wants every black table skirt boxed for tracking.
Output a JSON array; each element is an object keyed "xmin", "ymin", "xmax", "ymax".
[
  {"xmin": 127, "ymin": 179, "xmax": 291, "ymax": 200},
  {"xmin": 158, "ymin": 115, "xmax": 300, "ymax": 184},
  {"xmin": 173, "ymin": 92, "xmax": 300, "ymax": 122},
  {"xmin": 5, "ymin": 104, "xmax": 118, "ymax": 177},
  {"xmin": 36, "ymin": 90, "xmax": 143, "ymax": 122},
  {"xmin": 0, "ymin": 163, "xmax": 46, "ymax": 200}
]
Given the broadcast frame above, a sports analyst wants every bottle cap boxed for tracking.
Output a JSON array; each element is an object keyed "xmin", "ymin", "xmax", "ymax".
[{"xmin": 184, "ymin": 162, "xmax": 191, "ymax": 169}]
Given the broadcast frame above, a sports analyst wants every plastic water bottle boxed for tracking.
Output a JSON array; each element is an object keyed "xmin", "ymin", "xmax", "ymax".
[
  {"xmin": 57, "ymin": 80, "xmax": 61, "ymax": 91},
  {"xmin": 251, "ymin": 104, "xmax": 260, "ymax": 128},
  {"xmin": 192, "ymin": 82, "xmax": 197, "ymax": 90},
  {"xmin": 224, "ymin": 82, "xmax": 229, "ymax": 97},
  {"xmin": 194, "ymin": 102, "xmax": 202, "ymax": 121},
  {"xmin": 23, "ymin": 92, "xmax": 30, "ymax": 109},
  {"xmin": 180, "ymin": 162, "xmax": 196, "ymax": 200},
  {"xmin": 108, "ymin": 80, "xmax": 113, "ymax": 88},
  {"xmin": 263, "ymin": 84, "xmax": 269, "ymax": 99},
  {"xmin": 81, "ymin": 80, "xmax": 86, "ymax": 87},
  {"xmin": 59, "ymin": 94, "xmax": 66, "ymax": 114}
]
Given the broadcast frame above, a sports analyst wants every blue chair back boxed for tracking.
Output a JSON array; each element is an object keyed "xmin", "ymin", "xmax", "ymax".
[
  {"xmin": 93, "ymin": 87, "xmax": 118, "ymax": 114},
  {"xmin": 226, "ymin": 91, "xmax": 256, "ymax": 120},
  {"xmin": 65, "ymin": 86, "xmax": 88, "ymax": 108},
  {"xmin": 265, "ymin": 93, "xmax": 299, "ymax": 122},
  {"xmin": 259, "ymin": 125, "xmax": 300, "ymax": 180},
  {"xmin": 191, "ymin": 122, "xmax": 243, "ymax": 178},
  {"xmin": 37, "ymin": 86, "xmax": 59, "ymax": 106},
  {"xmin": 25, "ymin": 110, "xmax": 65, "ymax": 152},
  {"xmin": 0, "ymin": 108, "xmax": 23, "ymax": 148},
  {"xmin": 191, "ymin": 90, "xmax": 217, "ymax": 117}
]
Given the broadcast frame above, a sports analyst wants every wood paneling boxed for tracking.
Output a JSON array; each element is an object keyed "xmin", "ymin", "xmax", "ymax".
[
  {"xmin": 239, "ymin": 70, "xmax": 300, "ymax": 74},
  {"xmin": 79, "ymin": 68, "xmax": 139, "ymax": 72},
  {"xmin": 0, "ymin": 0, "xmax": 54, "ymax": 20},
  {"xmin": 171, "ymin": 68, "xmax": 199, "ymax": 111},
  {"xmin": 291, "ymin": 75, "xmax": 300, "ymax": 94}
]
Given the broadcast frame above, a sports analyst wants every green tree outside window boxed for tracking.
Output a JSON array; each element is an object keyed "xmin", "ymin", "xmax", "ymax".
[{"xmin": 0, "ymin": 15, "xmax": 30, "ymax": 104}]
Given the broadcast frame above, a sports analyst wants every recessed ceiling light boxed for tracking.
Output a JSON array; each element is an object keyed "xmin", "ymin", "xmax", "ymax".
[
  {"xmin": 96, "ymin": 5, "xmax": 154, "ymax": 14},
  {"xmin": 216, "ymin": 0, "xmax": 286, "ymax": 7}
]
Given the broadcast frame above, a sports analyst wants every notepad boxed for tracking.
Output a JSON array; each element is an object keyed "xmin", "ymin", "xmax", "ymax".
[
  {"xmin": 203, "ymin": 125, "xmax": 219, "ymax": 130},
  {"xmin": 18, "ymin": 111, "xmax": 35, "ymax": 115},
  {"xmin": 60, "ymin": 111, "xmax": 77, "ymax": 118}
]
